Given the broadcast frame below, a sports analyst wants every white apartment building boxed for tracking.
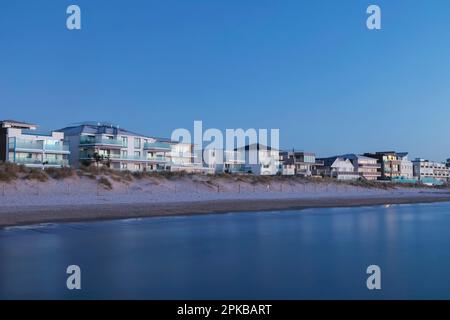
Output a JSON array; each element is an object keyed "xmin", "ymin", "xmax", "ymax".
[
  {"xmin": 412, "ymin": 158, "xmax": 450, "ymax": 183},
  {"xmin": 170, "ymin": 142, "xmax": 212, "ymax": 173},
  {"xmin": 60, "ymin": 122, "xmax": 172, "ymax": 172},
  {"xmin": 204, "ymin": 149, "xmax": 250, "ymax": 174},
  {"xmin": 236, "ymin": 143, "xmax": 281, "ymax": 175},
  {"xmin": 397, "ymin": 152, "xmax": 414, "ymax": 179},
  {"xmin": 0, "ymin": 120, "xmax": 70, "ymax": 168}
]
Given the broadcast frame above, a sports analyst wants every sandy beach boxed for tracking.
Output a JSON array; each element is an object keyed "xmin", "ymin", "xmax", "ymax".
[{"xmin": 1, "ymin": 174, "xmax": 450, "ymax": 227}]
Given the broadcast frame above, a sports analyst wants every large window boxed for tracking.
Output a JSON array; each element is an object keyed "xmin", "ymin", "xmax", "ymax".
[
  {"xmin": 121, "ymin": 137, "xmax": 128, "ymax": 147},
  {"xmin": 134, "ymin": 137, "xmax": 141, "ymax": 149}
]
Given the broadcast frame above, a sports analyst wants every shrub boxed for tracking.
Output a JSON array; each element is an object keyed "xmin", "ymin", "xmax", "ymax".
[
  {"xmin": 98, "ymin": 176, "xmax": 113, "ymax": 190},
  {"xmin": 45, "ymin": 167, "xmax": 74, "ymax": 180},
  {"xmin": 23, "ymin": 169, "xmax": 48, "ymax": 182},
  {"xmin": 0, "ymin": 170, "xmax": 17, "ymax": 182}
]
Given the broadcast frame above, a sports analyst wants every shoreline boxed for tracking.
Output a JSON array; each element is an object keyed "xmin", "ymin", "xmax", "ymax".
[{"xmin": 1, "ymin": 194, "xmax": 450, "ymax": 228}]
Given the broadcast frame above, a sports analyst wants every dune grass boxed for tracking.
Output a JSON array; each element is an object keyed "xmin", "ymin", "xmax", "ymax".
[{"xmin": 0, "ymin": 162, "xmax": 447, "ymax": 190}]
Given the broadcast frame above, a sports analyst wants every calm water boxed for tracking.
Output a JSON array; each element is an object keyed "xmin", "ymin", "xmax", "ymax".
[{"xmin": 1, "ymin": 202, "xmax": 450, "ymax": 299}]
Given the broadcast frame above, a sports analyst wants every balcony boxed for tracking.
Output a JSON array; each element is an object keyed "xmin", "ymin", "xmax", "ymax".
[
  {"xmin": 9, "ymin": 139, "xmax": 43, "ymax": 151},
  {"xmin": 80, "ymin": 136, "xmax": 124, "ymax": 148},
  {"xmin": 170, "ymin": 152, "xmax": 197, "ymax": 158},
  {"xmin": 43, "ymin": 143, "xmax": 70, "ymax": 153},
  {"xmin": 44, "ymin": 159, "xmax": 69, "ymax": 166},
  {"xmin": 14, "ymin": 158, "xmax": 69, "ymax": 166},
  {"xmin": 147, "ymin": 155, "xmax": 167, "ymax": 162},
  {"xmin": 9, "ymin": 138, "xmax": 69, "ymax": 153},
  {"xmin": 14, "ymin": 158, "xmax": 43, "ymax": 165},
  {"xmin": 143, "ymin": 142, "xmax": 171, "ymax": 151}
]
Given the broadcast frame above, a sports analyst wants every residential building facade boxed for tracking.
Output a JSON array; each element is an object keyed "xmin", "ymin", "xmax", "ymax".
[
  {"xmin": 397, "ymin": 152, "xmax": 414, "ymax": 179},
  {"xmin": 204, "ymin": 149, "xmax": 251, "ymax": 174},
  {"xmin": 317, "ymin": 156, "xmax": 360, "ymax": 180},
  {"xmin": 280, "ymin": 151, "xmax": 323, "ymax": 176},
  {"xmin": 341, "ymin": 154, "xmax": 381, "ymax": 180},
  {"xmin": 230, "ymin": 144, "xmax": 281, "ymax": 175},
  {"xmin": 170, "ymin": 142, "xmax": 212, "ymax": 173},
  {"xmin": 0, "ymin": 120, "xmax": 70, "ymax": 168},
  {"xmin": 60, "ymin": 122, "xmax": 172, "ymax": 172},
  {"xmin": 412, "ymin": 158, "xmax": 450, "ymax": 185},
  {"xmin": 362, "ymin": 151, "xmax": 413, "ymax": 180}
]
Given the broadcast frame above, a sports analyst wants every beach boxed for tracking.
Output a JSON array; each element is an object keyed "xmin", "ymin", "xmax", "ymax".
[{"xmin": 1, "ymin": 175, "xmax": 450, "ymax": 227}]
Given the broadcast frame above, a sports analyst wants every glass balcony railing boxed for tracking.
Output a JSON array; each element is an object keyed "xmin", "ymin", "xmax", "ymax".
[
  {"xmin": 80, "ymin": 152, "xmax": 168, "ymax": 162},
  {"xmin": 14, "ymin": 158, "xmax": 43, "ymax": 164},
  {"xmin": 9, "ymin": 139, "xmax": 69, "ymax": 152},
  {"xmin": 44, "ymin": 143, "xmax": 70, "ymax": 152},
  {"xmin": 148, "ymin": 156, "xmax": 167, "ymax": 162},
  {"xmin": 9, "ymin": 139, "xmax": 43, "ymax": 150},
  {"xmin": 143, "ymin": 142, "xmax": 171, "ymax": 150},
  {"xmin": 170, "ymin": 152, "xmax": 198, "ymax": 158},
  {"xmin": 80, "ymin": 136, "xmax": 124, "ymax": 147},
  {"xmin": 14, "ymin": 158, "xmax": 69, "ymax": 166}
]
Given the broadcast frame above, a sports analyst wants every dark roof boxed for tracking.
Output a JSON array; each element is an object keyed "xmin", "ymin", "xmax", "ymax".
[
  {"xmin": 234, "ymin": 143, "xmax": 278, "ymax": 151},
  {"xmin": 396, "ymin": 152, "xmax": 409, "ymax": 157},
  {"xmin": 339, "ymin": 154, "xmax": 378, "ymax": 161},
  {"xmin": 316, "ymin": 156, "xmax": 339, "ymax": 166}
]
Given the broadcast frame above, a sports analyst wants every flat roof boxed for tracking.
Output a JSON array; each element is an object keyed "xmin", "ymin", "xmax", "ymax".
[{"xmin": 0, "ymin": 119, "xmax": 38, "ymax": 129}]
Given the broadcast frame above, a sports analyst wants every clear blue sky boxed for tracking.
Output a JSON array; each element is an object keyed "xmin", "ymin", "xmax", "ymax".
[{"xmin": 1, "ymin": 0, "xmax": 450, "ymax": 160}]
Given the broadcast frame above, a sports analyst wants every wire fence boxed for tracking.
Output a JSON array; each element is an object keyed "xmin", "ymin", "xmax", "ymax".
[{"xmin": 0, "ymin": 180, "xmax": 378, "ymax": 198}]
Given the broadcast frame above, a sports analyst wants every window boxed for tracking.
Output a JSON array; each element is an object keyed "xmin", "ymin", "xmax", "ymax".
[
  {"xmin": 134, "ymin": 151, "xmax": 141, "ymax": 158},
  {"xmin": 134, "ymin": 138, "xmax": 141, "ymax": 149},
  {"xmin": 121, "ymin": 150, "xmax": 128, "ymax": 158},
  {"xmin": 121, "ymin": 163, "xmax": 128, "ymax": 170},
  {"xmin": 121, "ymin": 137, "xmax": 128, "ymax": 147}
]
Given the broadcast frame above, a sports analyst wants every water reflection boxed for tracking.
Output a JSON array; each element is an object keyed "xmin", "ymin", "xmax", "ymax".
[{"xmin": 1, "ymin": 203, "xmax": 450, "ymax": 299}]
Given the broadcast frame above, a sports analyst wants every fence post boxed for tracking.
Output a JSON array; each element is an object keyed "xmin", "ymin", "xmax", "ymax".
[
  {"xmin": 217, "ymin": 185, "xmax": 220, "ymax": 193},
  {"xmin": 2, "ymin": 184, "xmax": 5, "ymax": 197},
  {"xmin": 238, "ymin": 184, "xmax": 240, "ymax": 193}
]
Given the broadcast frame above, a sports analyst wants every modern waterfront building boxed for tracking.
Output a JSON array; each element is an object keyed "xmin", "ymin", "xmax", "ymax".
[
  {"xmin": 59, "ymin": 122, "xmax": 211, "ymax": 173},
  {"xmin": 230, "ymin": 143, "xmax": 281, "ymax": 175},
  {"xmin": 280, "ymin": 151, "xmax": 323, "ymax": 177},
  {"xmin": 316, "ymin": 156, "xmax": 360, "ymax": 180},
  {"xmin": 341, "ymin": 154, "xmax": 381, "ymax": 181},
  {"xmin": 363, "ymin": 151, "xmax": 413, "ymax": 180},
  {"xmin": 170, "ymin": 141, "xmax": 213, "ymax": 173},
  {"xmin": 412, "ymin": 158, "xmax": 450, "ymax": 185},
  {"xmin": 60, "ymin": 122, "xmax": 173, "ymax": 172},
  {"xmin": 397, "ymin": 152, "xmax": 414, "ymax": 179},
  {"xmin": 0, "ymin": 120, "xmax": 70, "ymax": 168},
  {"xmin": 204, "ymin": 149, "xmax": 251, "ymax": 174}
]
